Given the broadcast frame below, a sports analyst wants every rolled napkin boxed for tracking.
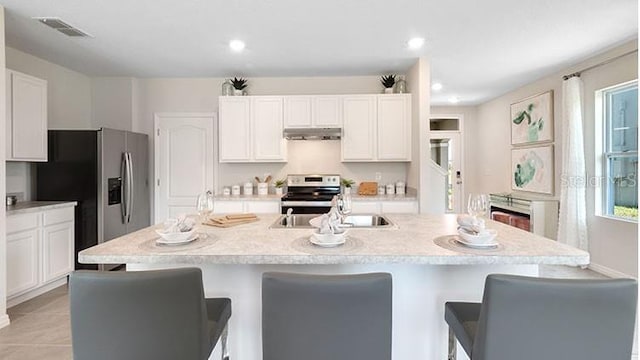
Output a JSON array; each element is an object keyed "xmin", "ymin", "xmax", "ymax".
[
  {"xmin": 456, "ymin": 215, "xmax": 486, "ymax": 235},
  {"xmin": 163, "ymin": 214, "xmax": 196, "ymax": 233},
  {"xmin": 309, "ymin": 207, "xmax": 343, "ymax": 234}
]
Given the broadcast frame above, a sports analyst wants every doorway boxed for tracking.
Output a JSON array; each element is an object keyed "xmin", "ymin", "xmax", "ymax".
[
  {"xmin": 430, "ymin": 115, "xmax": 464, "ymax": 214},
  {"xmin": 154, "ymin": 113, "xmax": 215, "ymax": 223}
]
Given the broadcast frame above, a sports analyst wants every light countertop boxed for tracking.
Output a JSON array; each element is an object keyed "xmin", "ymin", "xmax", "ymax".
[
  {"xmin": 6, "ymin": 201, "xmax": 78, "ymax": 215},
  {"xmin": 214, "ymin": 194, "xmax": 283, "ymax": 201},
  {"xmin": 79, "ymin": 214, "xmax": 589, "ymax": 266}
]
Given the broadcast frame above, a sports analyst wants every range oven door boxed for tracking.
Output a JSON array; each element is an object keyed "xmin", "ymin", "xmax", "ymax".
[{"xmin": 281, "ymin": 201, "xmax": 332, "ymax": 214}]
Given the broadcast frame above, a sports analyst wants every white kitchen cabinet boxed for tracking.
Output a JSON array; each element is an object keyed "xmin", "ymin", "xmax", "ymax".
[
  {"xmin": 377, "ymin": 95, "xmax": 411, "ymax": 161},
  {"xmin": 214, "ymin": 200, "xmax": 280, "ymax": 214},
  {"xmin": 341, "ymin": 96, "xmax": 376, "ymax": 161},
  {"xmin": 342, "ymin": 94, "xmax": 411, "ymax": 162},
  {"xmin": 6, "ymin": 205, "xmax": 75, "ymax": 306},
  {"xmin": 351, "ymin": 200, "xmax": 418, "ymax": 214},
  {"xmin": 284, "ymin": 96, "xmax": 313, "ymax": 128},
  {"xmin": 219, "ymin": 97, "xmax": 286, "ymax": 162},
  {"xmin": 219, "ymin": 97, "xmax": 251, "ymax": 162},
  {"xmin": 252, "ymin": 97, "xmax": 286, "ymax": 161},
  {"xmin": 6, "ymin": 69, "xmax": 48, "ymax": 162},
  {"xmin": 284, "ymin": 95, "xmax": 342, "ymax": 129},
  {"xmin": 6, "ymin": 229, "xmax": 39, "ymax": 297}
]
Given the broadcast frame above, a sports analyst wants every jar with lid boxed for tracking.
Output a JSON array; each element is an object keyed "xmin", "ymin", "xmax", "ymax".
[
  {"xmin": 394, "ymin": 76, "xmax": 407, "ymax": 94},
  {"xmin": 221, "ymin": 80, "xmax": 234, "ymax": 96}
]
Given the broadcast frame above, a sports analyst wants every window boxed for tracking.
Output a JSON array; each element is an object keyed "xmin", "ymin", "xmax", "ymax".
[{"xmin": 598, "ymin": 80, "xmax": 638, "ymax": 220}]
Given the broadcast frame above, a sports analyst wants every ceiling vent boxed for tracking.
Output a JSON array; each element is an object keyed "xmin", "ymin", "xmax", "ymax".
[{"xmin": 33, "ymin": 17, "xmax": 92, "ymax": 37}]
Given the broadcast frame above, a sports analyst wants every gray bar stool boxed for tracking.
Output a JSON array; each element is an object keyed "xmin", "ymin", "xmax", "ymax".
[
  {"xmin": 445, "ymin": 274, "xmax": 637, "ymax": 360},
  {"xmin": 70, "ymin": 268, "xmax": 231, "ymax": 360},
  {"xmin": 262, "ymin": 272, "xmax": 392, "ymax": 360}
]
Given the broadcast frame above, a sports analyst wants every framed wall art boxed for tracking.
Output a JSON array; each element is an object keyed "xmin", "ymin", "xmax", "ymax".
[
  {"xmin": 511, "ymin": 145, "xmax": 554, "ymax": 194},
  {"xmin": 511, "ymin": 91, "xmax": 553, "ymax": 145}
]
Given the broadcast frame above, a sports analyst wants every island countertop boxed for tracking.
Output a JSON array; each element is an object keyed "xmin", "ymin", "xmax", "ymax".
[{"xmin": 79, "ymin": 214, "xmax": 589, "ymax": 266}]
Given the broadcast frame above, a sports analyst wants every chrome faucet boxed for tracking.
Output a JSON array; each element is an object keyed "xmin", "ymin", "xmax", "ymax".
[
  {"xmin": 334, "ymin": 194, "xmax": 352, "ymax": 224},
  {"xmin": 285, "ymin": 208, "xmax": 294, "ymax": 227}
]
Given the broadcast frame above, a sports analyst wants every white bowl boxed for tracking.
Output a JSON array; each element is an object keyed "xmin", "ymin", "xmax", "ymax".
[
  {"xmin": 457, "ymin": 228, "xmax": 497, "ymax": 245},
  {"xmin": 155, "ymin": 229, "xmax": 195, "ymax": 242},
  {"xmin": 311, "ymin": 230, "xmax": 347, "ymax": 245}
]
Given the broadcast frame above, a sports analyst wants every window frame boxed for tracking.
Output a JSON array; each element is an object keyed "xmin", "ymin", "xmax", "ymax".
[{"xmin": 595, "ymin": 79, "xmax": 638, "ymax": 222}]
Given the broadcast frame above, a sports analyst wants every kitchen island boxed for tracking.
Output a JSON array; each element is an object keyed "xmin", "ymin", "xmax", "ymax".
[{"xmin": 79, "ymin": 214, "xmax": 589, "ymax": 360}]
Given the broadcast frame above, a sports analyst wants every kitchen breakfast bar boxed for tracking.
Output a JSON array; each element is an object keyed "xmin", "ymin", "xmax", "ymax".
[{"xmin": 79, "ymin": 214, "xmax": 589, "ymax": 360}]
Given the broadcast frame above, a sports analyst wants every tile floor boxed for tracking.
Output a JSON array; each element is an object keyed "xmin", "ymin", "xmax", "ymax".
[{"xmin": 0, "ymin": 266, "xmax": 624, "ymax": 360}]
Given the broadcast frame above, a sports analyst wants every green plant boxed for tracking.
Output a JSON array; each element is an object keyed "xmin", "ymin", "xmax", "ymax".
[
  {"xmin": 274, "ymin": 179, "xmax": 286, "ymax": 188},
  {"xmin": 341, "ymin": 178, "xmax": 355, "ymax": 188},
  {"xmin": 380, "ymin": 74, "xmax": 396, "ymax": 88},
  {"xmin": 230, "ymin": 77, "xmax": 248, "ymax": 90}
]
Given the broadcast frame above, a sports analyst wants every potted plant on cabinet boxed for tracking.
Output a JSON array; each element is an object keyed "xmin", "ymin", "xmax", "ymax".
[
  {"xmin": 341, "ymin": 178, "xmax": 355, "ymax": 194},
  {"xmin": 274, "ymin": 179, "xmax": 286, "ymax": 195},
  {"xmin": 230, "ymin": 77, "xmax": 248, "ymax": 96},
  {"xmin": 380, "ymin": 74, "xmax": 396, "ymax": 94}
]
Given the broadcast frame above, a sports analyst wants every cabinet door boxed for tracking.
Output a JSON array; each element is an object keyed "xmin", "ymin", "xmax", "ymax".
[
  {"xmin": 219, "ymin": 97, "xmax": 251, "ymax": 162},
  {"xmin": 377, "ymin": 95, "xmax": 411, "ymax": 161},
  {"xmin": 313, "ymin": 96, "xmax": 342, "ymax": 128},
  {"xmin": 284, "ymin": 96, "xmax": 312, "ymax": 128},
  {"xmin": 341, "ymin": 96, "xmax": 376, "ymax": 161},
  {"xmin": 213, "ymin": 201, "xmax": 244, "ymax": 214},
  {"xmin": 42, "ymin": 222, "xmax": 74, "ymax": 283},
  {"xmin": 381, "ymin": 201, "xmax": 418, "ymax": 214},
  {"xmin": 252, "ymin": 97, "xmax": 286, "ymax": 161},
  {"xmin": 245, "ymin": 201, "xmax": 280, "ymax": 214},
  {"xmin": 8, "ymin": 70, "xmax": 48, "ymax": 161},
  {"xmin": 7, "ymin": 229, "xmax": 39, "ymax": 297}
]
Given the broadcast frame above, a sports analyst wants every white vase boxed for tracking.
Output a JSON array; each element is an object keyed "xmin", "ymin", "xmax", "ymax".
[
  {"xmin": 234, "ymin": 89, "xmax": 243, "ymax": 96},
  {"xmin": 384, "ymin": 88, "xmax": 394, "ymax": 94},
  {"xmin": 343, "ymin": 187, "xmax": 351, "ymax": 195},
  {"xmin": 275, "ymin": 187, "xmax": 283, "ymax": 195}
]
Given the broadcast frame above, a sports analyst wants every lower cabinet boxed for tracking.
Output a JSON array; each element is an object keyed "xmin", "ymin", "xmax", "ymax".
[
  {"xmin": 6, "ymin": 206, "xmax": 75, "ymax": 305},
  {"xmin": 214, "ymin": 200, "xmax": 280, "ymax": 214},
  {"xmin": 352, "ymin": 200, "xmax": 418, "ymax": 214}
]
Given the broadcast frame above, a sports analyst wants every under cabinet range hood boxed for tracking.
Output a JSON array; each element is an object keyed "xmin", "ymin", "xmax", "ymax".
[{"xmin": 283, "ymin": 128, "xmax": 341, "ymax": 140}]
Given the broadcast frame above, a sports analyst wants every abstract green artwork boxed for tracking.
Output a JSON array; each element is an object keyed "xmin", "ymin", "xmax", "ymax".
[
  {"xmin": 511, "ymin": 91, "xmax": 553, "ymax": 145},
  {"xmin": 511, "ymin": 145, "xmax": 554, "ymax": 194}
]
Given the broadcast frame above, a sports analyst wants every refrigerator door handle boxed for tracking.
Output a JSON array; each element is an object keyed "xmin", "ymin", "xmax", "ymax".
[
  {"xmin": 120, "ymin": 152, "xmax": 128, "ymax": 223},
  {"xmin": 126, "ymin": 152, "xmax": 134, "ymax": 224}
]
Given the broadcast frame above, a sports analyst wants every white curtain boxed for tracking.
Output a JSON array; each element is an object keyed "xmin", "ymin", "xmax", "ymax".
[{"xmin": 557, "ymin": 76, "xmax": 588, "ymax": 250}]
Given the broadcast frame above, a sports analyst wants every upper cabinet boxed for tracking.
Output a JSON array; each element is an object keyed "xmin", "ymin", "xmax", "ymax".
[
  {"xmin": 342, "ymin": 94, "xmax": 411, "ymax": 162},
  {"xmin": 219, "ymin": 96, "xmax": 286, "ymax": 163},
  {"xmin": 284, "ymin": 95, "xmax": 342, "ymax": 128},
  {"xmin": 6, "ymin": 69, "xmax": 48, "ymax": 162}
]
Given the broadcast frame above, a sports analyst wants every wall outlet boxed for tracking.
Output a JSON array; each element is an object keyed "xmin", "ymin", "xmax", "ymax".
[{"xmin": 375, "ymin": 172, "xmax": 382, "ymax": 181}]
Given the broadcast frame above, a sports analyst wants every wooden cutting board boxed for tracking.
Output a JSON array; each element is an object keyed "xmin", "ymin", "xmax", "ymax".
[
  {"xmin": 358, "ymin": 182, "xmax": 378, "ymax": 195},
  {"xmin": 204, "ymin": 213, "xmax": 259, "ymax": 228}
]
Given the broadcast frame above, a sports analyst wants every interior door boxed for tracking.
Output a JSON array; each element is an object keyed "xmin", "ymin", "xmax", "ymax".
[
  {"xmin": 429, "ymin": 132, "xmax": 463, "ymax": 213},
  {"xmin": 155, "ymin": 114, "xmax": 214, "ymax": 223}
]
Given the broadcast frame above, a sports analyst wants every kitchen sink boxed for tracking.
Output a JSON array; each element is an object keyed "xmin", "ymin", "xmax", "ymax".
[{"xmin": 270, "ymin": 214, "xmax": 394, "ymax": 229}]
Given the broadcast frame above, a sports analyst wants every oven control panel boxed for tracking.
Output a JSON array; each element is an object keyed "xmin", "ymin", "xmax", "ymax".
[{"xmin": 287, "ymin": 174, "xmax": 341, "ymax": 187}]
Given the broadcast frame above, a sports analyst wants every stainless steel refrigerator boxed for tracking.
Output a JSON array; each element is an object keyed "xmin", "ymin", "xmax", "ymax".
[{"xmin": 36, "ymin": 128, "xmax": 150, "ymax": 270}]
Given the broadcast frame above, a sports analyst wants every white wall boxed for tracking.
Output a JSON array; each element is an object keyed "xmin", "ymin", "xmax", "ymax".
[
  {"xmin": 5, "ymin": 162, "xmax": 33, "ymax": 201},
  {"xmin": 91, "ymin": 77, "xmax": 134, "ymax": 131},
  {"xmin": 6, "ymin": 47, "xmax": 91, "ymax": 129},
  {"xmin": 0, "ymin": 5, "xmax": 9, "ymax": 329},
  {"xmin": 469, "ymin": 40, "xmax": 638, "ymax": 277}
]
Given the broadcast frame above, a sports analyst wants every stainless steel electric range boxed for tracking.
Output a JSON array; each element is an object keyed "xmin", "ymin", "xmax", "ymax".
[{"xmin": 280, "ymin": 174, "xmax": 341, "ymax": 214}]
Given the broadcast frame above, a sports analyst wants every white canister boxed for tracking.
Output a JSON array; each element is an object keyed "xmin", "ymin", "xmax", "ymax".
[
  {"xmin": 378, "ymin": 185, "xmax": 386, "ymax": 195},
  {"xmin": 223, "ymin": 187, "xmax": 231, "ymax": 196},
  {"xmin": 243, "ymin": 182, "xmax": 253, "ymax": 195},
  {"xmin": 257, "ymin": 182, "xmax": 268, "ymax": 196},
  {"xmin": 231, "ymin": 185, "xmax": 241, "ymax": 196},
  {"xmin": 386, "ymin": 183, "xmax": 395, "ymax": 195},
  {"xmin": 395, "ymin": 181, "xmax": 406, "ymax": 195}
]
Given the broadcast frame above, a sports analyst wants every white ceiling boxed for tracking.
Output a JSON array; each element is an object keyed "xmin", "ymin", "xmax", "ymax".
[{"xmin": 0, "ymin": 0, "xmax": 637, "ymax": 105}]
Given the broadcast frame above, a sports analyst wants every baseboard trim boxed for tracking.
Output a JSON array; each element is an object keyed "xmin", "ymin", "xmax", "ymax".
[
  {"xmin": 6, "ymin": 277, "xmax": 68, "ymax": 308},
  {"xmin": 588, "ymin": 263, "xmax": 636, "ymax": 279},
  {"xmin": 0, "ymin": 314, "xmax": 10, "ymax": 329}
]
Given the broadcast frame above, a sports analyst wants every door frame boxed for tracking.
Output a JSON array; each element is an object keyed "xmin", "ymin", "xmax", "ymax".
[
  {"xmin": 429, "ymin": 113, "xmax": 465, "ymax": 213},
  {"xmin": 153, "ymin": 112, "xmax": 217, "ymax": 223}
]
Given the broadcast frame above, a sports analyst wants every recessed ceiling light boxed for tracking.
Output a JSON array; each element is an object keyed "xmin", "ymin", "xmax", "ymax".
[
  {"xmin": 229, "ymin": 40, "xmax": 245, "ymax": 52},
  {"xmin": 448, "ymin": 96, "xmax": 460, "ymax": 104},
  {"xmin": 407, "ymin": 37, "xmax": 425, "ymax": 50},
  {"xmin": 432, "ymin": 83, "xmax": 443, "ymax": 91}
]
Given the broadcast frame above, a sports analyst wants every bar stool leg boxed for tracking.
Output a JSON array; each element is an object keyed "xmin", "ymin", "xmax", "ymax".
[
  {"xmin": 448, "ymin": 326, "xmax": 457, "ymax": 360},
  {"xmin": 221, "ymin": 324, "xmax": 229, "ymax": 360}
]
